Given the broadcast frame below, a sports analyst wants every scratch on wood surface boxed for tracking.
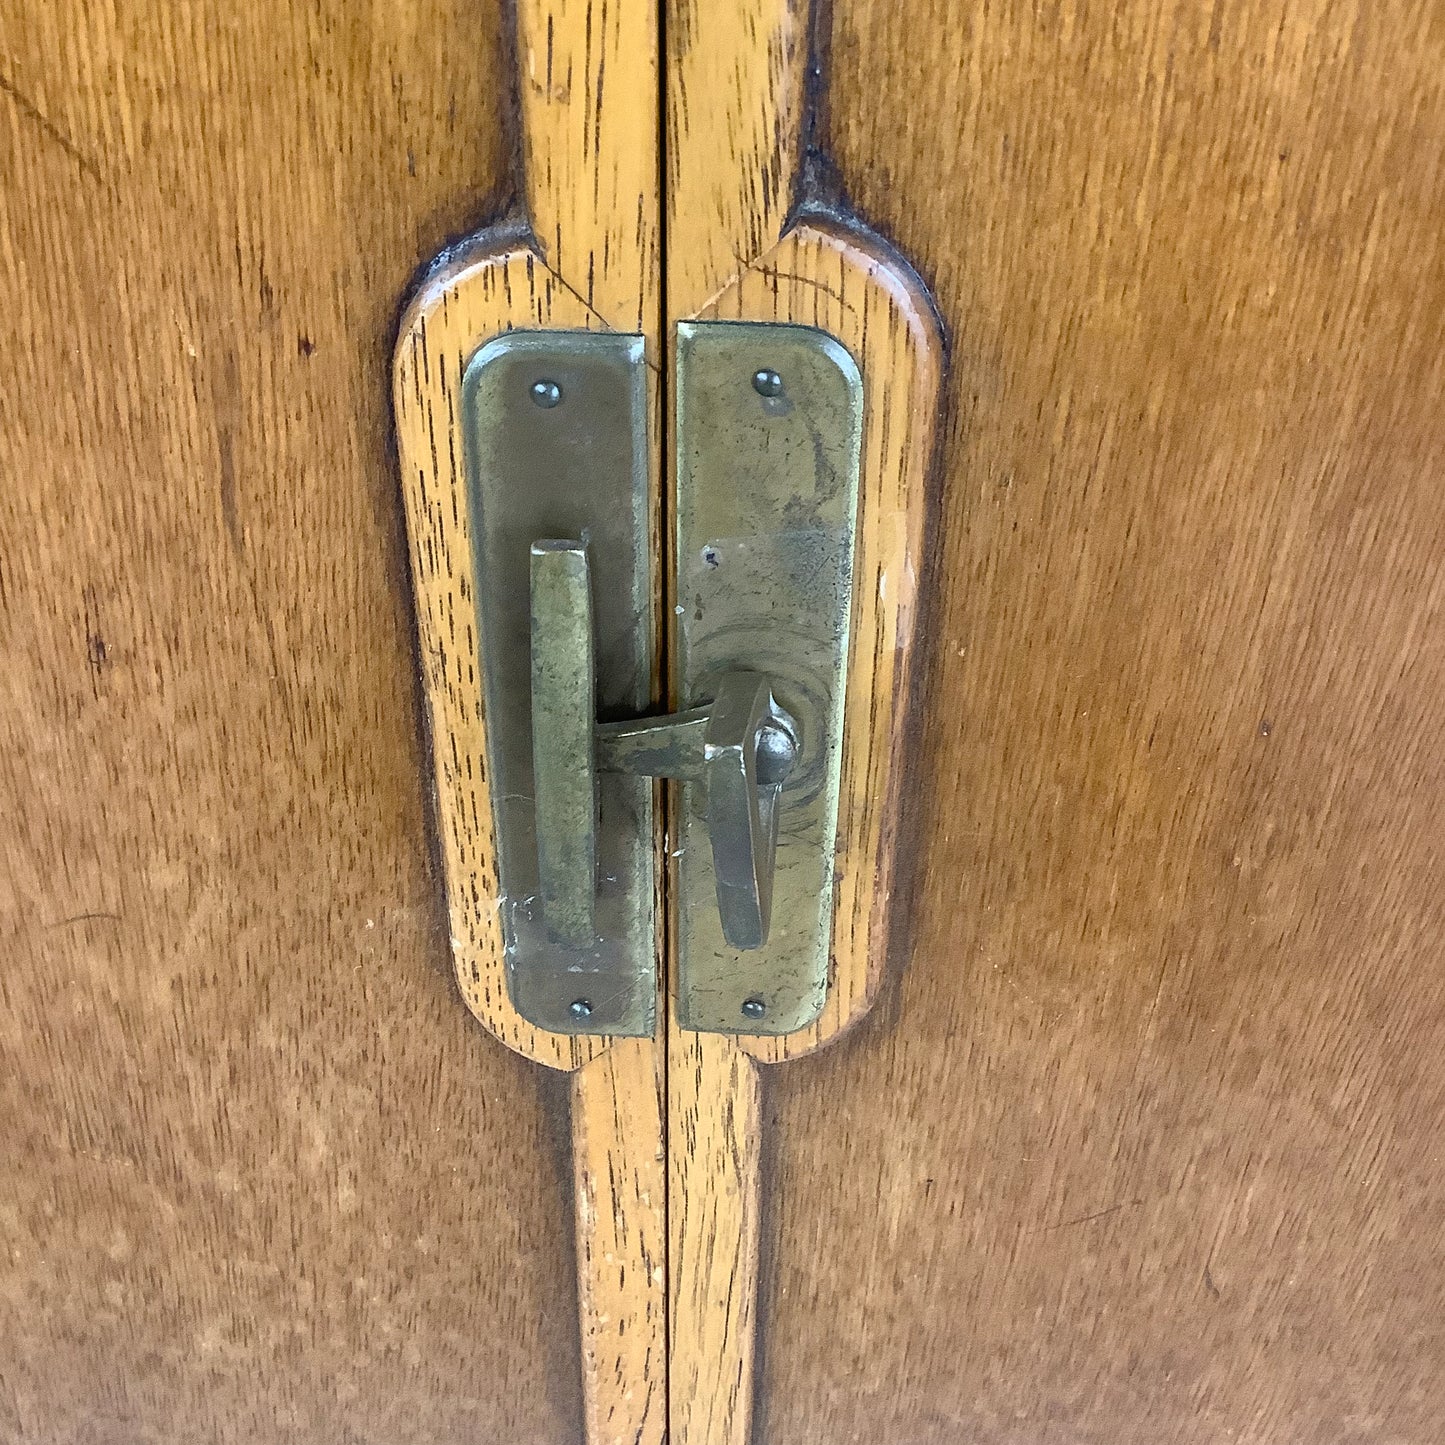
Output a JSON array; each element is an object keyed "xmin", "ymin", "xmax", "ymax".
[{"xmin": 0, "ymin": 70, "xmax": 102, "ymax": 181}]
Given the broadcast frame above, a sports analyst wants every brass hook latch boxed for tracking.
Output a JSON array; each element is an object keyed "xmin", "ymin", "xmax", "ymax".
[{"xmin": 531, "ymin": 539, "xmax": 799, "ymax": 953}]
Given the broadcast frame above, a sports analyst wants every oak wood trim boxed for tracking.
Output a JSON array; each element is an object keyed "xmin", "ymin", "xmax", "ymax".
[
  {"xmin": 714, "ymin": 219, "xmax": 944, "ymax": 1063},
  {"xmin": 667, "ymin": 1033, "xmax": 762, "ymax": 1445},
  {"xmin": 572, "ymin": 1038, "xmax": 668, "ymax": 1444},
  {"xmin": 393, "ymin": 4, "xmax": 666, "ymax": 1440},
  {"xmin": 519, "ymin": 0, "xmax": 661, "ymax": 333},
  {"xmin": 394, "ymin": 239, "xmax": 618, "ymax": 1072},
  {"xmin": 663, "ymin": 216, "xmax": 943, "ymax": 1439},
  {"xmin": 664, "ymin": 0, "xmax": 813, "ymax": 318}
]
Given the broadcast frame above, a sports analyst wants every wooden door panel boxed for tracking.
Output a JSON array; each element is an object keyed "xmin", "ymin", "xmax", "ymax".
[
  {"xmin": 7, "ymin": 1, "xmax": 1444, "ymax": 1439},
  {"xmin": 0, "ymin": 5, "xmax": 584, "ymax": 1441},
  {"xmin": 758, "ymin": 2, "xmax": 1445, "ymax": 1441}
]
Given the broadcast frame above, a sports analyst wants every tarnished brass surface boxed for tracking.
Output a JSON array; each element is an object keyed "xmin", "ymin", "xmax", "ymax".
[
  {"xmin": 673, "ymin": 322, "xmax": 863, "ymax": 1035},
  {"xmin": 463, "ymin": 331, "xmax": 655, "ymax": 1036}
]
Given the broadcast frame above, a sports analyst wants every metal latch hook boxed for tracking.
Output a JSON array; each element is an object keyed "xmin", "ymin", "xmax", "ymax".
[{"xmin": 530, "ymin": 540, "xmax": 798, "ymax": 952}]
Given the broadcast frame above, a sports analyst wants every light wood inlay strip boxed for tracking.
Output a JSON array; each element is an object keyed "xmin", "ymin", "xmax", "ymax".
[
  {"xmin": 573, "ymin": 1037, "xmax": 668, "ymax": 1445},
  {"xmin": 394, "ymin": 242, "xmax": 615, "ymax": 1072},
  {"xmin": 711, "ymin": 220, "xmax": 944, "ymax": 1063},
  {"xmin": 667, "ymin": 1033, "xmax": 762, "ymax": 1445},
  {"xmin": 664, "ymin": 217, "xmax": 943, "ymax": 1438},
  {"xmin": 664, "ymin": 0, "xmax": 812, "ymax": 318},
  {"xmin": 519, "ymin": 0, "xmax": 660, "ymax": 333},
  {"xmin": 394, "ymin": 0, "xmax": 665, "ymax": 1064},
  {"xmin": 393, "ymin": 236, "xmax": 669, "ymax": 1445}
]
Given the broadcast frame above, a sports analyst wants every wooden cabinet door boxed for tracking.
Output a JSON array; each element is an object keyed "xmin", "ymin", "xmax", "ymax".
[
  {"xmin": 748, "ymin": 2, "xmax": 1445, "ymax": 1441},
  {"xmin": 0, "ymin": 4, "xmax": 589, "ymax": 1441},
  {"xmin": 5, "ymin": 0, "xmax": 1443, "ymax": 1442}
]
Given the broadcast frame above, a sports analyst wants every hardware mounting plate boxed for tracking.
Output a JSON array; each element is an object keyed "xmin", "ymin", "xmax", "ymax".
[
  {"xmin": 674, "ymin": 322, "xmax": 863, "ymax": 1035},
  {"xmin": 463, "ymin": 330, "xmax": 656, "ymax": 1037}
]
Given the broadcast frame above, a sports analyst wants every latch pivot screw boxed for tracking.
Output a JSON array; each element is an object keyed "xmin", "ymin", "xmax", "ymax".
[
  {"xmin": 740, "ymin": 997, "xmax": 767, "ymax": 1021},
  {"xmin": 568, "ymin": 998, "xmax": 594, "ymax": 1020},
  {"xmin": 530, "ymin": 378, "xmax": 563, "ymax": 408},
  {"xmin": 751, "ymin": 368, "xmax": 783, "ymax": 398}
]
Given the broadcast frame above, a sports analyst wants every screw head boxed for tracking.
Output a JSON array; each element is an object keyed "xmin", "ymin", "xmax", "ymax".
[
  {"xmin": 568, "ymin": 998, "xmax": 594, "ymax": 1020},
  {"xmin": 740, "ymin": 997, "xmax": 767, "ymax": 1020},
  {"xmin": 751, "ymin": 368, "xmax": 783, "ymax": 398},
  {"xmin": 530, "ymin": 378, "xmax": 563, "ymax": 408}
]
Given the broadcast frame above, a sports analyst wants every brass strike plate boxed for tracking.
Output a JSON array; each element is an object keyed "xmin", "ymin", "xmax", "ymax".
[{"xmin": 673, "ymin": 322, "xmax": 863, "ymax": 1035}]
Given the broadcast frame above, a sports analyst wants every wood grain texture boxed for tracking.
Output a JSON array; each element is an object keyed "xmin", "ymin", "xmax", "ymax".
[
  {"xmin": 394, "ymin": 241, "xmax": 620, "ymax": 1072},
  {"xmin": 667, "ymin": 1034, "xmax": 762, "ymax": 1445},
  {"xmin": 0, "ymin": 2, "xmax": 587, "ymax": 1441},
  {"xmin": 519, "ymin": 0, "xmax": 660, "ymax": 332},
  {"xmin": 663, "ymin": 222, "xmax": 940, "ymax": 1444},
  {"xmin": 706, "ymin": 220, "xmax": 944, "ymax": 1064},
  {"xmin": 571, "ymin": 1039, "xmax": 668, "ymax": 1445},
  {"xmin": 390, "ymin": 225, "xmax": 671, "ymax": 1445},
  {"xmin": 664, "ymin": 0, "xmax": 811, "ymax": 317},
  {"xmin": 662, "ymin": 2, "xmax": 944, "ymax": 1430},
  {"xmin": 393, "ymin": 0, "xmax": 663, "ymax": 1071},
  {"xmin": 757, "ymin": 2, "xmax": 1445, "ymax": 1442},
  {"xmin": 392, "ymin": 3, "xmax": 666, "ymax": 1439}
]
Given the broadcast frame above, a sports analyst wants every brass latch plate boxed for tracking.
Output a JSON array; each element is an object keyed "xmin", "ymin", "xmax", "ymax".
[
  {"xmin": 461, "ymin": 322, "xmax": 861, "ymax": 1039},
  {"xmin": 463, "ymin": 331, "xmax": 656, "ymax": 1037},
  {"xmin": 673, "ymin": 322, "xmax": 862, "ymax": 1035}
]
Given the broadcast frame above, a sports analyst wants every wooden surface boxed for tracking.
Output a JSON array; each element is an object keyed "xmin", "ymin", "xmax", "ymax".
[
  {"xmin": 658, "ymin": 0, "xmax": 942, "ymax": 1433},
  {"xmin": 520, "ymin": 0, "xmax": 660, "ymax": 332},
  {"xmin": 756, "ymin": 1, "xmax": 1445, "ymax": 1441},
  {"xmin": 571, "ymin": 1040, "xmax": 667, "ymax": 1445},
  {"xmin": 0, "ymin": 1, "xmax": 590, "ymax": 1441},
  {"xmin": 711, "ymin": 222, "xmax": 943, "ymax": 1065},
  {"xmin": 664, "ymin": 218, "xmax": 943, "ymax": 1441},
  {"xmin": 393, "ymin": 1, "xmax": 667, "ymax": 1439},
  {"xmin": 668, "ymin": 1034, "xmax": 762, "ymax": 1445},
  {"xmin": 10, "ymin": 0, "xmax": 1445, "ymax": 1441},
  {"xmin": 664, "ymin": 0, "xmax": 944, "ymax": 1064},
  {"xmin": 662, "ymin": 0, "xmax": 944, "ymax": 1428},
  {"xmin": 394, "ymin": 241, "xmax": 620, "ymax": 1071},
  {"xmin": 392, "ymin": 0, "xmax": 663, "ymax": 1071},
  {"xmin": 664, "ymin": 0, "xmax": 810, "ymax": 317}
]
